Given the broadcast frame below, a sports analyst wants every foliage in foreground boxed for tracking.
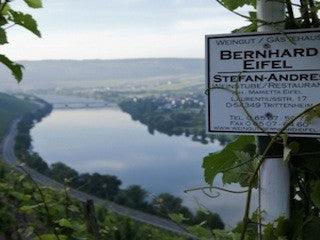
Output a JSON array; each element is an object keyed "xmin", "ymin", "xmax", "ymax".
[
  {"xmin": 0, "ymin": 0, "xmax": 42, "ymax": 81},
  {"xmin": 0, "ymin": 161, "xmax": 190, "ymax": 240}
]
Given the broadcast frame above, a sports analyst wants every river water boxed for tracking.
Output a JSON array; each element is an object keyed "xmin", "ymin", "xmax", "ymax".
[{"xmin": 31, "ymin": 107, "xmax": 251, "ymax": 226}]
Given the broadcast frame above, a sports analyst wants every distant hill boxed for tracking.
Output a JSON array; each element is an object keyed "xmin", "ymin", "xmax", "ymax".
[{"xmin": 0, "ymin": 58, "xmax": 204, "ymax": 91}]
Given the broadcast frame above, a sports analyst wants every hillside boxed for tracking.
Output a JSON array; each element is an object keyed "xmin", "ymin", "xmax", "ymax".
[
  {"xmin": 0, "ymin": 58, "xmax": 204, "ymax": 91},
  {"xmin": 0, "ymin": 93, "xmax": 37, "ymax": 140},
  {"xmin": 0, "ymin": 159, "xmax": 190, "ymax": 240}
]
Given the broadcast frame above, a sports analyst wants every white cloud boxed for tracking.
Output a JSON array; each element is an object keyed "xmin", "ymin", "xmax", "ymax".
[
  {"xmin": 1, "ymin": 1, "xmax": 250, "ymax": 60},
  {"xmin": 172, "ymin": 17, "xmax": 246, "ymax": 31}
]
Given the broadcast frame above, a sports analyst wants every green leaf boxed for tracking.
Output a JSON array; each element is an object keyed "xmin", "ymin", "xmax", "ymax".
[
  {"xmin": 233, "ymin": 220, "xmax": 258, "ymax": 239},
  {"xmin": 0, "ymin": 4, "xmax": 10, "ymax": 15},
  {"xmin": 233, "ymin": 11, "xmax": 257, "ymax": 32},
  {"xmin": 8, "ymin": 9, "xmax": 41, "ymax": 37},
  {"xmin": 187, "ymin": 225, "xmax": 212, "ymax": 238},
  {"xmin": 0, "ymin": 28, "xmax": 8, "ymax": 45},
  {"xmin": 310, "ymin": 181, "xmax": 320, "ymax": 209},
  {"xmin": 18, "ymin": 174, "xmax": 26, "ymax": 182},
  {"xmin": 220, "ymin": 0, "xmax": 256, "ymax": 10},
  {"xmin": 57, "ymin": 218, "xmax": 72, "ymax": 228},
  {"xmin": 10, "ymin": 191, "xmax": 31, "ymax": 201},
  {"xmin": 263, "ymin": 216, "xmax": 292, "ymax": 240},
  {"xmin": 168, "ymin": 213, "xmax": 188, "ymax": 224},
  {"xmin": 211, "ymin": 229, "xmax": 234, "ymax": 239},
  {"xmin": 24, "ymin": 0, "xmax": 43, "ymax": 8},
  {"xmin": 68, "ymin": 205, "xmax": 80, "ymax": 213},
  {"xmin": 263, "ymin": 223, "xmax": 277, "ymax": 240},
  {"xmin": 0, "ymin": 182, "xmax": 11, "ymax": 190},
  {"xmin": 0, "ymin": 16, "xmax": 8, "ymax": 26},
  {"xmin": 0, "ymin": 54, "xmax": 24, "ymax": 82},
  {"xmin": 34, "ymin": 234, "xmax": 67, "ymax": 240},
  {"xmin": 20, "ymin": 203, "xmax": 44, "ymax": 213},
  {"xmin": 222, "ymin": 151, "xmax": 259, "ymax": 187},
  {"xmin": 202, "ymin": 136, "xmax": 256, "ymax": 186}
]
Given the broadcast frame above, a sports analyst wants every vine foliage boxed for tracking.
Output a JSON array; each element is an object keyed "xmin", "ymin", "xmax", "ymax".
[
  {"xmin": 0, "ymin": 0, "xmax": 42, "ymax": 82},
  {"xmin": 200, "ymin": 1, "xmax": 320, "ymax": 240}
]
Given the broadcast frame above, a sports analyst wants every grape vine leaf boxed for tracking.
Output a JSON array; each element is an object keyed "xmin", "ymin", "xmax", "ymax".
[
  {"xmin": 20, "ymin": 203, "xmax": 44, "ymax": 213},
  {"xmin": 202, "ymin": 136, "xmax": 256, "ymax": 186},
  {"xmin": 0, "ymin": 3, "xmax": 10, "ymax": 15},
  {"xmin": 8, "ymin": 10, "xmax": 41, "ymax": 37},
  {"xmin": 57, "ymin": 218, "xmax": 72, "ymax": 228},
  {"xmin": 24, "ymin": 0, "xmax": 43, "ymax": 9},
  {"xmin": 220, "ymin": 0, "xmax": 256, "ymax": 10},
  {"xmin": 187, "ymin": 225, "xmax": 212, "ymax": 238},
  {"xmin": 34, "ymin": 234, "xmax": 67, "ymax": 240},
  {"xmin": 263, "ymin": 216, "xmax": 292, "ymax": 240},
  {"xmin": 222, "ymin": 150, "xmax": 258, "ymax": 187},
  {"xmin": 0, "ymin": 28, "xmax": 7, "ymax": 44},
  {"xmin": 0, "ymin": 54, "xmax": 24, "ymax": 82},
  {"xmin": 233, "ymin": 12, "xmax": 257, "ymax": 32},
  {"xmin": 168, "ymin": 213, "xmax": 188, "ymax": 224}
]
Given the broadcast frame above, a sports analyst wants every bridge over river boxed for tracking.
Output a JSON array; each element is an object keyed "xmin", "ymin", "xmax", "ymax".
[{"xmin": 52, "ymin": 101, "xmax": 113, "ymax": 109}]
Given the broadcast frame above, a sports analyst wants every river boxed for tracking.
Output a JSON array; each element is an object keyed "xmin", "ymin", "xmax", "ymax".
[{"xmin": 31, "ymin": 106, "xmax": 252, "ymax": 226}]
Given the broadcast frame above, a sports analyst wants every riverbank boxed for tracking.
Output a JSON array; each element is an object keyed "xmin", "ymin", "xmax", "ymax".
[{"xmin": 15, "ymin": 103, "xmax": 226, "ymax": 230}]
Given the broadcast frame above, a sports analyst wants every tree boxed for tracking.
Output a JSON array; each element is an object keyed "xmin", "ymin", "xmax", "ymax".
[
  {"xmin": 0, "ymin": 0, "xmax": 42, "ymax": 81},
  {"xmin": 49, "ymin": 162, "xmax": 79, "ymax": 183},
  {"xmin": 114, "ymin": 185, "xmax": 150, "ymax": 211},
  {"xmin": 80, "ymin": 172, "xmax": 122, "ymax": 200},
  {"xmin": 191, "ymin": 210, "xmax": 224, "ymax": 230},
  {"xmin": 152, "ymin": 193, "xmax": 193, "ymax": 220}
]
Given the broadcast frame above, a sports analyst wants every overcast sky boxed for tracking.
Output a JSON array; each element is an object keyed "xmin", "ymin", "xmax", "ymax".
[{"xmin": 2, "ymin": 0, "xmax": 249, "ymax": 60}]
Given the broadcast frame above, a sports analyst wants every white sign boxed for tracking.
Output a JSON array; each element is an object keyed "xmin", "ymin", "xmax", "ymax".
[{"xmin": 206, "ymin": 29, "xmax": 320, "ymax": 137}]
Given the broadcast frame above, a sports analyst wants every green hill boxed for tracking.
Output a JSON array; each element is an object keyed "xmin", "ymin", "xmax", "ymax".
[{"xmin": 0, "ymin": 93, "xmax": 37, "ymax": 141}]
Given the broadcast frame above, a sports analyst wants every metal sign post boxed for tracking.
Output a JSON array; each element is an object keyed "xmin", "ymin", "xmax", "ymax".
[{"xmin": 257, "ymin": 0, "xmax": 290, "ymax": 235}]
